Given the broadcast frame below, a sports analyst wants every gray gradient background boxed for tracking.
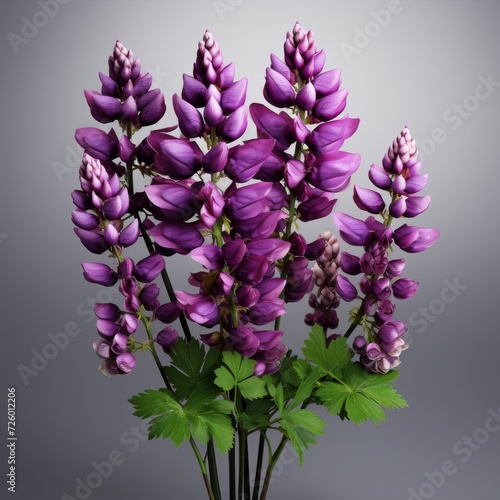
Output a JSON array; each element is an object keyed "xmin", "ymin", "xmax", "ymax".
[{"xmin": 1, "ymin": 0, "xmax": 499, "ymax": 499}]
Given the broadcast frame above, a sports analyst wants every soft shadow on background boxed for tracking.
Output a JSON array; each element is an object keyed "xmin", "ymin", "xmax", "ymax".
[{"xmin": 1, "ymin": 1, "xmax": 499, "ymax": 499}]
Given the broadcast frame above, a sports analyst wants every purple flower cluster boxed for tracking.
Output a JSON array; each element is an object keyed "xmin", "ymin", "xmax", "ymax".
[{"xmin": 327, "ymin": 126, "xmax": 439, "ymax": 373}]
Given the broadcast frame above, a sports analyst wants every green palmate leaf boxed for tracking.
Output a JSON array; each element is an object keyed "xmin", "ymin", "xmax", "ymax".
[
  {"xmin": 129, "ymin": 386, "xmax": 235, "ymax": 453},
  {"xmin": 317, "ymin": 363, "xmax": 408, "ymax": 425},
  {"xmin": 283, "ymin": 366, "xmax": 322, "ymax": 416},
  {"xmin": 214, "ymin": 351, "xmax": 267, "ymax": 400},
  {"xmin": 164, "ymin": 339, "xmax": 222, "ymax": 401},
  {"xmin": 237, "ymin": 398, "xmax": 274, "ymax": 430},
  {"xmin": 302, "ymin": 324, "xmax": 353, "ymax": 375},
  {"xmin": 280, "ymin": 409, "xmax": 326, "ymax": 466}
]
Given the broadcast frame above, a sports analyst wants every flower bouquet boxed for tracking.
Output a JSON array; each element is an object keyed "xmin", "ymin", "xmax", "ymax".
[{"xmin": 71, "ymin": 22, "xmax": 439, "ymax": 499}]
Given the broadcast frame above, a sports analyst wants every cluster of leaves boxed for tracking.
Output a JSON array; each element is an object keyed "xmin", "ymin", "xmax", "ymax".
[{"xmin": 129, "ymin": 325, "xmax": 407, "ymax": 465}]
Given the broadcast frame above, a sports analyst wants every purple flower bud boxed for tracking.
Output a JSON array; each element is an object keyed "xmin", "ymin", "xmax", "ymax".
[
  {"xmin": 134, "ymin": 252, "xmax": 165, "ymax": 283},
  {"xmin": 236, "ymin": 285, "xmax": 260, "ymax": 309},
  {"xmin": 392, "ymin": 278, "xmax": 419, "ymax": 300},
  {"xmin": 221, "ymin": 78, "xmax": 248, "ymax": 114},
  {"xmin": 255, "ymin": 329, "xmax": 285, "ymax": 352},
  {"xmin": 74, "ymin": 228, "xmax": 108, "ymax": 254},
  {"xmin": 236, "ymin": 255, "xmax": 271, "ymax": 285},
  {"xmin": 393, "ymin": 224, "xmax": 440, "ymax": 253},
  {"xmin": 139, "ymin": 283, "xmax": 160, "ymax": 311},
  {"xmin": 372, "ymin": 277, "xmax": 392, "ymax": 300},
  {"xmin": 225, "ymin": 139, "xmax": 275, "ymax": 183},
  {"xmin": 72, "ymin": 190, "xmax": 92, "ymax": 210},
  {"xmin": 119, "ymin": 135, "xmax": 136, "ymax": 163},
  {"xmin": 103, "ymin": 222, "xmax": 120, "ymax": 246},
  {"xmin": 405, "ymin": 174, "xmax": 428, "ymax": 194},
  {"xmin": 172, "ymin": 94, "xmax": 204, "ymax": 138},
  {"xmin": 99, "ymin": 358, "xmax": 121, "ymax": 376},
  {"xmin": 119, "ymin": 219, "xmax": 140, "ymax": 247},
  {"xmin": 132, "ymin": 72, "xmax": 153, "ymax": 97},
  {"xmin": 117, "ymin": 257, "xmax": 134, "ymax": 279},
  {"xmin": 102, "ymin": 187, "xmax": 129, "ymax": 220},
  {"xmin": 284, "ymin": 159, "xmax": 306, "ymax": 189},
  {"xmin": 94, "ymin": 303, "xmax": 120, "ymax": 321},
  {"xmin": 198, "ymin": 181, "xmax": 225, "ymax": 229},
  {"xmin": 82, "ymin": 262, "xmax": 117, "ymax": 286},
  {"xmin": 182, "ymin": 74, "xmax": 207, "ymax": 107},
  {"xmin": 340, "ymin": 252, "xmax": 361, "ymax": 275},
  {"xmin": 308, "ymin": 151, "xmax": 361, "ymax": 192},
  {"xmin": 138, "ymin": 89, "xmax": 166, "ymax": 126},
  {"xmin": 353, "ymin": 185, "xmax": 385, "ymax": 214},
  {"xmin": 148, "ymin": 221, "xmax": 204, "ymax": 255},
  {"xmin": 120, "ymin": 313, "xmax": 138, "ymax": 334},
  {"xmin": 404, "ymin": 195, "xmax": 431, "ymax": 217},
  {"xmin": 312, "ymin": 89, "xmax": 348, "ymax": 121},
  {"xmin": 222, "ymin": 239, "xmax": 247, "ymax": 268},
  {"xmin": 335, "ymin": 274, "xmax": 357, "ymax": 302},
  {"xmin": 289, "ymin": 232, "xmax": 307, "ymax": 256},
  {"xmin": 230, "ymin": 325, "xmax": 259, "ymax": 357},
  {"xmin": 96, "ymin": 319, "xmax": 120, "ymax": 340},
  {"xmin": 248, "ymin": 300, "xmax": 286, "ymax": 325},
  {"xmin": 247, "ymin": 239, "xmax": 291, "ymax": 262},
  {"xmin": 191, "ymin": 245, "xmax": 223, "ymax": 270},
  {"xmin": 386, "ymin": 258, "xmax": 405, "ymax": 278},
  {"xmin": 391, "ymin": 175, "xmax": 406, "ymax": 194},
  {"xmin": 366, "ymin": 342, "xmax": 382, "ymax": 361},
  {"xmin": 292, "ymin": 115, "xmax": 310, "ymax": 143},
  {"xmin": 374, "ymin": 299, "xmax": 396, "ymax": 325},
  {"xmin": 264, "ymin": 67, "xmax": 296, "ymax": 108},
  {"xmin": 116, "ymin": 352, "xmax": 136, "ymax": 374},
  {"xmin": 175, "ymin": 291, "xmax": 220, "ymax": 328},
  {"xmin": 84, "ymin": 90, "xmax": 122, "ymax": 123},
  {"xmin": 204, "ymin": 96, "xmax": 224, "ymax": 126},
  {"xmin": 202, "ymin": 142, "xmax": 229, "ymax": 173},
  {"xmin": 71, "ymin": 210, "xmax": 99, "ymax": 230},
  {"xmin": 120, "ymin": 95, "xmax": 138, "ymax": 122},
  {"xmin": 146, "ymin": 180, "xmax": 197, "ymax": 221},
  {"xmin": 93, "ymin": 340, "xmax": 111, "ymax": 359},
  {"xmin": 157, "ymin": 327, "xmax": 179, "ymax": 352},
  {"xmin": 298, "ymin": 194, "xmax": 336, "ymax": 222},
  {"xmin": 353, "ymin": 335, "xmax": 366, "ymax": 354},
  {"xmin": 219, "ymin": 105, "xmax": 248, "ymax": 142},
  {"xmin": 368, "ymin": 164, "xmax": 392, "ymax": 190},
  {"xmin": 296, "ymin": 82, "xmax": 316, "ymax": 111},
  {"xmin": 307, "ymin": 117, "xmax": 360, "ymax": 155},
  {"xmin": 249, "ymin": 103, "xmax": 295, "ymax": 151},
  {"xmin": 151, "ymin": 137, "xmax": 203, "ymax": 179},
  {"xmin": 312, "ymin": 68, "xmax": 341, "ymax": 97},
  {"xmin": 99, "ymin": 72, "xmax": 120, "ymax": 97},
  {"xmin": 155, "ymin": 302, "xmax": 181, "ymax": 324},
  {"xmin": 111, "ymin": 333, "xmax": 129, "ymax": 354},
  {"xmin": 389, "ymin": 196, "xmax": 407, "ymax": 218},
  {"xmin": 334, "ymin": 212, "xmax": 370, "ymax": 246},
  {"xmin": 75, "ymin": 127, "xmax": 119, "ymax": 162}
]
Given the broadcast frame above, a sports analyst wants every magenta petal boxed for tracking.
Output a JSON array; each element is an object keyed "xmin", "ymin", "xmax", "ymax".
[
  {"xmin": 116, "ymin": 353, "xmax": 136, "ymax": 374},
  {"xmin": 249, "ymin": 103, "xmax": 295, "ymax": 151},
  {"xmin": 340, "ymin": 252, "xmax": 361, "ymax": 275},
  {"xmin": 307, "ymin": 117, "xmax": 360, "ymax": 154},
  {"xmin": 134, "ymin": 252, "xmax": 165, "ymax": 283},
  {"xmin": 74, "ymin": 228, "xmax": 108, "ymax": 254},
  {"xmin": 404, "ymin": 195, "xmax": 431, "ymax": 217},
  {"xmin": 308, "ymin": 152, "xmax": 361, "ymax": 192},
  {"xmin": 202, "ymin": 142, "xmax": 229, "ymax": 173},
  {"xmin": 312, "ymin": 89, "xmax": 348, "ymax": 121},
  {"xmin": 393, "ymin": 224, "xmax": 440, "ymax": 253},
  {"xmin": 221, "ymin": 78, "xmax": 248, "ymax": 114},
  {"xmin": 148, "ymin": 221, "xmax": 204, "ymax": 255},
  {"xmin": 156, "ymin": 138, "xmax": 203, "ymax": 179},
  {"xmin": 204, "ymin": 96, "xmax": 224, "ymax": 126},
  {"xmin": 333, "ymin": 212, "xmax": 370, "ymax": 246},
  {"xmin": 264, "ymin": 67, "xmax": 296, "ymax": 107},
  {"xmin": 139, "ymin": 89, "xmax": 166, "ymax": 126},
  {"xmin": 285, "ymin": 159, "xmax": 306, "ymax": 189},
  {"xmin": 222, "ymin": 239, "xmax": 247, "ymax": 268},
  {"xmin": 81, "ymin": 262, "xmax": 117, "ymax": 286},
  {"xmin": 368, "ymin": 164, "xmax": 392, "ymax": 190},
  {"xmin": 298, "ymin": 194, "xmax": 336, "ymax": 222},
  {"xmin": 392, "ymin": 278, "xmax": 420, "ymax": 300},
  {"xmin": 119, "ymin": 219, "xmax": 140, "ymax": 247},
  {"xmin": 270, "ymin": 54, "xmax": 293, "ymax": 83},
  {"xmin": 181, "ymin": 74, "xmax": 207, "ymax": 107},
  {"xmin": 247, "ymin": 239, "xmax": 291, "ymax": 262},
  {"xmin": 191, "ymin": 245, "xmax": 223, "ymax": 270},
  {"xmin": 353, "ymin": 185, "xmax": 385, "ymax": 214},
  {"xmin": 220, "ymin": 105, "xmax": 248, "ymax": 142},
  {"xmin": 405, "ymin": 174, "xmax": 428, "ymax": 194},
  {"xmin": 312, "ymin": 68, "xmax": 342, "ymax": 97},
  {"xmin": 225, "ymin": 138, "xmax": 275, "ymax": 182},
  {"xmin": 71, "ymin": 210, "xmax": 99, "ymax": 230},
  {"xmin": 145, "ymin": 181, "xmax": 196, "ymax": 221},
  {"xmin": 296, "ymin": 82, "xmax": 316, "ymax": 111},
  {"xmin": 335, "ymin": 275, "xmax": 357, "ymax": 302},
  {"xmin": 172, "ymin": 94, "xmax": 204, "ymax": 138}
]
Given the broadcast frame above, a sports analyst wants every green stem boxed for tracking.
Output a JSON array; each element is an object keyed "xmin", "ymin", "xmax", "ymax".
[
  {"xmin": 238, "ymin": 427, "xmax": 247, "ymax": 500},
  {"xmin": 190, "ymin": 437, "xmax": 216, "ymax": 500},
  {"xmin": 259, "ymin": 436, "xmax": 289, "ymax": 500},
  {"xmin": 251, "ymin": 431, "xmax": 266, "ymax": 500},
  {"xmin": 229, "ymin": 446, "xmax": 236, "ymax": 500},
  {"xmin": 343, "ymin": 297, "xmax": 367, "ymax": 339},
  {"xmin": 207, "ymin": 439, "xmax": 222, "ymax": 500}
]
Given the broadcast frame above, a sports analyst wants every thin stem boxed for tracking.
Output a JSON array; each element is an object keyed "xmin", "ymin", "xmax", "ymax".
[
  {"xmin": 229, "ymin": 446, "xmax": 236, "ymax": 500},
  {"xmin": 238, "ymin": 427, "xmax": 247, "ymax": 500},
  {"xmin": 251, "ymin": 431, "xmax": 266, "ymax": 500},
  {"xmin": 207, "ymin": 439, "xmax": 222, "ymax": 500},
  {"xmin": 190, "ymin": 437, "xmax": 216, "ymax": 500},
  {"xmin": 343, "ymin": 298, "xmax": 367, "ymax": 339},
  {"xmin": 259, "ymin": 436, "xmax": 289, "ymax": 500}
]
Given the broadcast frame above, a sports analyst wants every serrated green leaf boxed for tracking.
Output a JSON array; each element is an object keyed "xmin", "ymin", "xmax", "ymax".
[
  {"xmin": 280, "ymin": 409, "xmax": 326, "ymax": 466},
  {"xmin": 317, "ymin": 364, "xmax": 407, "ymax": 425},
  {"xmin": 302, "ymin": 325, "xmax": 353, "ymax": 375},
  {"xmin": 237, "ymin": 399, "xmax": 274, "ymax": 430},
  {"xmin": 214, "ymin": 350, "xmax": 268, "ymax": 400},
  {"xmin": 164, "ymin": 339, "xmax": 222, "ymax": 401},
  {"xmin": 148, "ymin": 408, "xmax": 190, "ymax": 447},
  {"xmin": 292, "ymin": 359, "xmax": 313, "ymax": 382},
  {"xmin": 201, "ymin": 412, "xmax": 235, "ymax": 454},
  {"xmin": 129, "ymin": 389, "xmax": 178, "ymax": 419},
  {"xmin": 284, "ymin": 366, "xmax": 322, "ymax": 415}
]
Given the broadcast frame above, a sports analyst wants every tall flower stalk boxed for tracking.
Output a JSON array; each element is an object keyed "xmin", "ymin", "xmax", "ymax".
[{"xmin": 70, "ymin": 24, "xmax": 439, "ymax": 500}]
